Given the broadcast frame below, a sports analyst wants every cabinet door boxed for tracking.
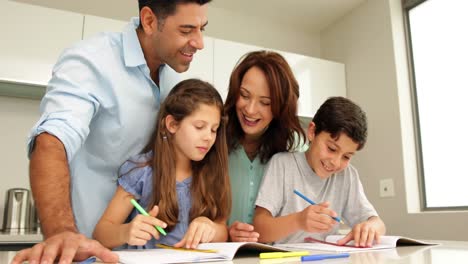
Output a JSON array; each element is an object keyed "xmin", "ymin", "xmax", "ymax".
[
  {"xmin": 179, "ymin": 36, "xmax": 214, "ymax": 83},
  {"xmin": 213, "ymin": 39, "xmax": 262, "ymax": 101},
  {"xmin": 280, "ymin": 51, "xmax": 346, "ymax": 118},
  {"xmin": 82, "ymin": 15, "xmax": 127, "ymax": 40},
  {"xmin": 0, "ymin": 1, "xmax": 83, "ymax": 85}
]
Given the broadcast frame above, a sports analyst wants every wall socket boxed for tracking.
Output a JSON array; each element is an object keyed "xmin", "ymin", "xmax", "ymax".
[{"xmin": 379, "ymin": 178, "xmax": 395, "ymax": 197}]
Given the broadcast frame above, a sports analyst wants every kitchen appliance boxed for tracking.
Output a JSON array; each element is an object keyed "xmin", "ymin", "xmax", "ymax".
[
  {"xmin": 0, "ymin": 188, "xmax": 43, "ymax": 245},
  {"xmin": 2, "ymin": 188, "xmax": 30, "ymax": 231}
]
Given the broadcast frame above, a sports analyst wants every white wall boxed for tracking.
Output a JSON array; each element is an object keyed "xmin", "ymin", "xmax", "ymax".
[
  {"xmin": 321, "ymin": 0, "xmax": 468, "ymax": 241},
  {"xmin": 0, "ymin": 96, "xmax": 40, "ymax": 229}
]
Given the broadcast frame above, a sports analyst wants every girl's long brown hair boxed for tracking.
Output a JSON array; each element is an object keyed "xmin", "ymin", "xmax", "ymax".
[
  {"xmin": 224, "ymin": 50, "xmax": 306, "ymax": 163},
  {"xmin": 143, "ymin": 79, "xmax": 231, "ymax": 230}
]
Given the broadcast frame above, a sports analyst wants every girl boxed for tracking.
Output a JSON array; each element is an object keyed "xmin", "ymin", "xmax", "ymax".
[
  {"xmin": 93, "ymin": 79, "xmax": 231, "ymax": 249},
  {"xmin": 224, "ymin": 51, "xmax": 306, "ymax": 242}
]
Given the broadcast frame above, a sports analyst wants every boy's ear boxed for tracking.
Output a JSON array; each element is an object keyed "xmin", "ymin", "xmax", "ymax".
[
  {"xmin": 165, "ymin": 115, "xmax": 179, "ymax": 134},
  {"xmin": 140, "ymin": 6, "xmax": 158, "ymax": 34},
  {"xmin": 307, "ymin": 121, "xmax": 316, "ymax": 142}
]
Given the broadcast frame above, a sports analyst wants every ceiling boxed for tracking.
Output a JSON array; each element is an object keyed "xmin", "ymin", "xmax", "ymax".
[{"xmin": 12, "ymin": 0, "xmax": 366, "ymax": 34}]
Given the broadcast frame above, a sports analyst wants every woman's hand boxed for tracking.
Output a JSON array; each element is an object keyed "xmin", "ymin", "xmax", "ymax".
[{"xmin": 228, "ymin": 221, "xmax": 259, "ymax": 242}]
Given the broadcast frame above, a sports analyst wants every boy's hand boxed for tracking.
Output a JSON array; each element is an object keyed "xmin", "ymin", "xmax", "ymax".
[
  {"xmin": 337, "ymin": 216, "xmax": 385, "ymax": 247},
  {"xmin": 124, "ymin": 205, "xmax": 167, "ymax": 246},
  {"xmin": 229, "ymin": 221, "xmax": 259, "ymax": 242},
  {"xmin": 298, "ymin": 202, "xmax": 337, "ymax": 233},
  {"xmin": 174, "ymin": 216, "xmax": 216, "ymax": 249}
]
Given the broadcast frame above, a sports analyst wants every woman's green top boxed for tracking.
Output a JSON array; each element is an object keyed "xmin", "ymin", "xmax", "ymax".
[{"xmin": 227, "ymin": 145, "xmax": 267, "ymax": 225}]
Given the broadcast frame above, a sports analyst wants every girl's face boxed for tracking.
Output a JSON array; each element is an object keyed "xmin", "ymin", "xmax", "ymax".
[
  {"xmin": 235, "ymin": 66, "xmax": 273, "ymax": 140},
  {"xmin": 168, "ymin": 103, "xmax": 221, "ymax": 163},
  {"xmin": 306, "ymin": 123, "xmax": 359, "ymax": 179}
]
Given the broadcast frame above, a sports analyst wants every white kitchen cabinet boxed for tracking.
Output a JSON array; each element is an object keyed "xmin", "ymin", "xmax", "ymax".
[
  {"xmin": 213, "ymin": 39, "xmax": 346, "ymax": 118},
  {"xmin": 280, "ymin": 51, "xmax": 346, "ymax": 118},
  {"xmin": 179, "ymin": 37, "xmax": 214, "ymax": 84},
  {"xmin": 0, "ymin": 0, "xmax": 83, "ymax": 85},
  {"xmin": 82, "ymin": 15, "xmax": 127, "ymax": 40},
  {"xmin": 213, "ymin": 39, "xmax": 261, "ymax": 101}
]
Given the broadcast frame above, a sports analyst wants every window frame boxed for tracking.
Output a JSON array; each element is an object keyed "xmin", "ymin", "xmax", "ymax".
[{"xmin": 403, "ymin": 0, "xmax": 468, "ymax": 211}]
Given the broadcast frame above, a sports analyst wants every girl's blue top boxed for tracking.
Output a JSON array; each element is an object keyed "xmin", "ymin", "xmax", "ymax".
[{"xmin": 117, "ymin": 151, "xmax": 192, "ymax": 249}]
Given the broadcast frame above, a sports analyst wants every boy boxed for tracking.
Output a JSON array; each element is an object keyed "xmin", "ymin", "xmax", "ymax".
[{"xmin": 253, "ymin": 96, "xmax": 385, "ymax": 247}]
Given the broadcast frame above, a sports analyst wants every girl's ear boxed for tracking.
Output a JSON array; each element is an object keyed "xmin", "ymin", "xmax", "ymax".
[{"xmin": 165, "ymin": 115, "xmax": 179, "ymax": 134}]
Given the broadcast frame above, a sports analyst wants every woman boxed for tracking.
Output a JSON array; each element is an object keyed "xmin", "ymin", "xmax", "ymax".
[{"xmin": 224, "ymin": 50, "xmax": 306, "ymax": 241}]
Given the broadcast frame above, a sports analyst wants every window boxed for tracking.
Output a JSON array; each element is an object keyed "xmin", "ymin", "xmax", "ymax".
[{"xmin": 404, "ymin": 0, "xmax": 468, "ymax": 209}]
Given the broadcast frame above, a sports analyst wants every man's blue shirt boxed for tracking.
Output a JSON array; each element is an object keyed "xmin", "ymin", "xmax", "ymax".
[{"xmin": 28, "ymin": 18, "xmax": 181, "ymax": 237}]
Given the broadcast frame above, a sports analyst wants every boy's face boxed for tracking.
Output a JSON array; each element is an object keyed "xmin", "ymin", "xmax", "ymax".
[{"xmin": 306, "ymin": 122, "xmax": 359, "ymax": 179}]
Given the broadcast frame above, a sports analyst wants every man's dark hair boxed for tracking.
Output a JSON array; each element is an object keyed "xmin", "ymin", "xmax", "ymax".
[
  {"xmin": 313, "ymin": 96, "xmax": 368, "ymax": 150},
  {"xmin": 138, "ymin": 0, "xmax": 212, "ymax": 29}
]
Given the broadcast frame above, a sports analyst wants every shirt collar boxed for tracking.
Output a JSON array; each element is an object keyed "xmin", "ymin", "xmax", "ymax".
[{"xmin": 122, "ymin": 17, "xmax": 147, "ymax": 68}]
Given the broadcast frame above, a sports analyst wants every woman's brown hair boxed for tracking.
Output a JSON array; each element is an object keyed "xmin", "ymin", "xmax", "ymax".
[
  {"xmin": 143, "ymin": 79, "xmax": 231, "ymax": 230},
  {"xmin": 224, "ymin": 50, "xmax": 306, "ymax": 163}
]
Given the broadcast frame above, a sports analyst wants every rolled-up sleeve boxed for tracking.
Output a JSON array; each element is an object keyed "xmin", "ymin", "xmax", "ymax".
[{"xmin": 27, "ymin": 48, "xmax": 101, "ymax": 161}]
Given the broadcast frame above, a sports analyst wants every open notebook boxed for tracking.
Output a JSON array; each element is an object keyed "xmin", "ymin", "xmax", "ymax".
[
  {"xmin": 277, "ymin": 235, "xmax": 439, "ymax": 253},
  {"xmin": 115, "ymin": 242, "xmax": 288, "ymax": 264}
]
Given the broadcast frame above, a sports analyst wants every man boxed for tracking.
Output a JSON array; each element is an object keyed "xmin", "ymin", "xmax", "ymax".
[{"xmin": 12, "ymin": 1, "xmax": 211, "ymax": 263}]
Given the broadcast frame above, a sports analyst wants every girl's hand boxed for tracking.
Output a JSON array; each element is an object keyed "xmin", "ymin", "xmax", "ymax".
[
  {"xmin": 337, "ymin": 216, "xmax": 385, "ymax": 247},
  {"xmin": 123, "ymin": 205, "xmax": 167, "ymax": 246},
  {"xmin": 174, "ymin": 217, "xmax": 216, "ymax": 249},
  {"xmin": 297, "ymin": 202, "xmax": 337, "ymax": 233}
]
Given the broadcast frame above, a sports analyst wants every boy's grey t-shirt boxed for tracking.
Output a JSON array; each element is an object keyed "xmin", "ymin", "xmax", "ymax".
[{"xmin": 255, "ymin": 151, "xmax": 378, "ymax": 244}]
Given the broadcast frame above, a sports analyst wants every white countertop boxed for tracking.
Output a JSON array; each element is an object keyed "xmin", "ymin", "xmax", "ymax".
[
  {"xmin": 1, "ymin": 240, "xmax": 468, "ymax": 263},
  {"xmin": 0, "ymin": 229, "xmax": 43, "ymax": 244}
]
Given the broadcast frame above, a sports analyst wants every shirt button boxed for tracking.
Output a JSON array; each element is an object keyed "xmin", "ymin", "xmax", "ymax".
[{"xmin": 250, "ymin": 182, "xmax": 254, "ymax": 186}]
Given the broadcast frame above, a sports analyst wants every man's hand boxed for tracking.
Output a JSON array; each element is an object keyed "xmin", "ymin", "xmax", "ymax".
[
  {"xmin": 228, "ymin": 221, "xmax": 259, "ymax": 242},
  {"xmin": 11, "ymin": 231, "xmax": 119, "ymax": 264}
]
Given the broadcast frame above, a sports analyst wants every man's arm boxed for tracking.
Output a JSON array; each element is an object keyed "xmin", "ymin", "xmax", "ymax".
[
  {"xmin": 12, "ymin": 133, "xmax": 119, "ymax": 264},
  {"xmin": 30, "ymin": 133, "xmax": 76, "ymax": 237}
]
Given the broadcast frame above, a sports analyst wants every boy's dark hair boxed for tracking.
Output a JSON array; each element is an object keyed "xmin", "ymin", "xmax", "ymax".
[
  {"xmin": 138, "ymin": 0, "xmax": 212, "ymax": 29},
  {"xmin": 313, "ymin": 96, "xmax": 368, "ymax": 150}
]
